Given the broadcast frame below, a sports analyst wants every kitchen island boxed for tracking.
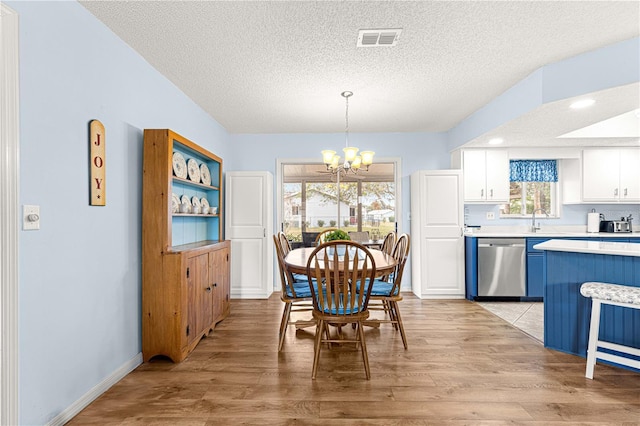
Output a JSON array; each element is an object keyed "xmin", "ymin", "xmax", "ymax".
[{"xmin": 533, "ymin": 239, "xmax": 640, "ymax": 372}]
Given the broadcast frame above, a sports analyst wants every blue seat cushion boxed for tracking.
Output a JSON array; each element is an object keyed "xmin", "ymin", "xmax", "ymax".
[
  {"xmin": 369, "ymin": 279, "xmax": 394, "ymax": 296},
  {"xmin": 318, "ymin": 292, "xmax": 364, "ymax": 315},
  {"xmin": 292, "ymin": 273, "xmax": 308, "ymax": 283},
  {"xmin": 285, "ymin": 281, "xmax": 314, "ymax": 298},
  {"xmin": 355, "ymin": 278, "xmax": 392, "ymax": 296}
]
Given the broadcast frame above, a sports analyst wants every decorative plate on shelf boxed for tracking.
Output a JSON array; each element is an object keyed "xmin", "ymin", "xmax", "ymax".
[
  {"xmin": 191, "ymin": 196, "xmax": 201, "ymax": 209},
  {"xmin": 200, "ymin": 163, "xmax": 211, "ymax": 186},
  {"xmin": 172, "ymin": 152, "xmax": 187, "ymax": 179},
  {"xmin": 171, "ymin": 193, "xmax": 180, "ymax": 213},
  {"xmin": 187, "ymin": 158, "xmax": 200, "ymax": 182},
  {"xmin": 180, "ymin": 195, "xmax": 192, "ymax": 213},
  {"xmin": 200, "ymin": 197, "xmax": 210, "ymax": 210}
]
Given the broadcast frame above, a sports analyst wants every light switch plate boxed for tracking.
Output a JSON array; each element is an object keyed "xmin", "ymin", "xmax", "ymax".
[
  {"xmin": 486, "ymin": 212, "xmax": 495, "ymax": 220},
  {"xmin": 23, "ymin": 205, "xmax": 40, "ymax": 230}
]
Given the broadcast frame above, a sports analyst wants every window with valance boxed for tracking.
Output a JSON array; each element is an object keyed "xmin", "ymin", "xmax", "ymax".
[{"xmin": 500, "ymin": 160, "xmax": 558, "ymax": 217}]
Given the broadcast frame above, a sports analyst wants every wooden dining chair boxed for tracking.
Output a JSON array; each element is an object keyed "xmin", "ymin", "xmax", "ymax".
[
  {"xmin": 306, "ymin": 240, "xmax": 377, "ymax": 379},
  {"xmin": 273, "ymin": 234, "xmax": 314, "ymax": 351},
  {"xmin": 380, "ymin": 231, "xmax": 396, "ymax": 255},
  {"xmin": 276, "ymin": 231, "xmax": 292, "ymax": 255},
  {"xmin": 275, "ymin": 231, "xmax": 307, "ymax": 282},
  {"xmin": 348, "ymin": 231, "xmax": 370, "ymax": 244},
  {"xmin": 301, "ymin": 231, "xmax": 320, "ymax": 247},
  {"xmin": 365, "ymin": 233, "xmax": 411, "ymax": 349},
  {"xmin": 314, "ymin": 228, "xmax": 339, "ymax": 246}
]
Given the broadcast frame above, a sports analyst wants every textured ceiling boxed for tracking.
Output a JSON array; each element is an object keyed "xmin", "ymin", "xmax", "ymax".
[{"xmin": 80, "ymin": 1, "xmax": 640, "ymax": 146}]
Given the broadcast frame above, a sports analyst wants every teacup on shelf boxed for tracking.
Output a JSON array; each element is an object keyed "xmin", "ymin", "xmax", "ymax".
[
  {"xmin": 201, "ymin": 206, "xmax": 210, "ymax": 215},
  {"xmin": 211, "ymin": 207, "xmax": 218, "ymax": 215},
  {"xmin": 179, "ymin": 202, "xmax": 190, "ymax": 214},
  {"xmin": 192, "ymin": 206, "xmax": 201, "ymax": 215}
]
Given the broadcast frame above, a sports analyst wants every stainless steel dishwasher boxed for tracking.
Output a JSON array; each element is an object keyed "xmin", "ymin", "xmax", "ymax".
[{"xmin": 477, "ymin": 238, "xmax": 526, "ymax": 297}]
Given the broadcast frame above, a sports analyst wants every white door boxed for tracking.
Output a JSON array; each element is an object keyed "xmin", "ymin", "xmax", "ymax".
[
  {"xmin": 410, "ymin": 170, "xmax": 465, "ymax": 299},
  {"xmin": 225, "ymin": 172, "xmax": 273, "ymax": 299}
]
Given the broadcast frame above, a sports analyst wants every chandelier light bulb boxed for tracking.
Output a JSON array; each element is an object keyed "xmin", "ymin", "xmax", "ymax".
[
  {"xmin": 322, "ymin": 150, "xmax": 336, "ymax": 165},
  {"xmin": 343, "ymin": 146, "xmax": 359, "ymax": 162},
  {"xmin": 360, "ymin": 151, "xmax": 375, "ymax": 166}
]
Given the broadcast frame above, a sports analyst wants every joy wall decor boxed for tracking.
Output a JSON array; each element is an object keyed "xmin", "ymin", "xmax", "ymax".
[{"xmin": 89, "ymin": 119, "xmax": 106, "ymax": 206}]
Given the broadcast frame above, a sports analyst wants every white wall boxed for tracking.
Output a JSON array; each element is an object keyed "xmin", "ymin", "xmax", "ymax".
[{"xmin": 8, "ymin": 2, "xmax": 231, "ymax": 424}]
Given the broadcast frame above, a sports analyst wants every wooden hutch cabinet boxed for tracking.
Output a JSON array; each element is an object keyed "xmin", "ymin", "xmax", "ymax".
[{"xmin": 142, "ymin": 129, "xmax": 230, "ymax": 362}]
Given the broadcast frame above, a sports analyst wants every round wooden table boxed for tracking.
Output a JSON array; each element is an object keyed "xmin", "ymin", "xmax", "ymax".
[{"xmin": 284, "ymin": 246, "xmax": 397, "ymax": 276}]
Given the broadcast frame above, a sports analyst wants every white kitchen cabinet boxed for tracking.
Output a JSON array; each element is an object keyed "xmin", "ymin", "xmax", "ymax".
[
  {"xmin": 582, "ymin": 148, "xmax": 640, "ymax": 203},
  {"xmin": 461, "ymin": 150, "xmax": 509, "ymax": 203},
  {"xmin": 225, "ymin": 171, "xmax": 273, "ymax": 298},
  {"xmin": 410, "ymin": 170, "xmax": 465, "ymax": 299}
]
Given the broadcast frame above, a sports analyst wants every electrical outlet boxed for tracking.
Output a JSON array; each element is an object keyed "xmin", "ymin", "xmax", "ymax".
[
  {"xmin": 23, "ymin": 205, "xmax": 40, "ymax": 230},
  {"xmin": 486, "ymin": 212, "xmax": 495, "ymax": 220}
]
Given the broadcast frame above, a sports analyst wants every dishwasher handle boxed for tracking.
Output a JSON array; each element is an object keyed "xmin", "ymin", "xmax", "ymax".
[{"xmin": 478, "ymin": 240, "xmax": 525, "ymax": 248}]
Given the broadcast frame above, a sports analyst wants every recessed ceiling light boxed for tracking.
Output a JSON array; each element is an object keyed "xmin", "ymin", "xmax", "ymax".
[
  {"xmin": 570, "ymin": 99, "xmax": 596, "ymax": 109},
  {"xmin": 488, "ymin": 138, "xmax": 504, "ymax": 145}
]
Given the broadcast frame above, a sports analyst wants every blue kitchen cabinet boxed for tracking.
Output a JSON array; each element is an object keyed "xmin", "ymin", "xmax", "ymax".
[
  {"xmin": 467, "ymin": 235, "xmax": 634, "ymax": 300},
  {"xmin": 465, "ymin": 237, "xmax": 478, "ymax": 300},
  {"xmin": 526, "ymin": 238, "xmax": 548, "ymax": 298}
]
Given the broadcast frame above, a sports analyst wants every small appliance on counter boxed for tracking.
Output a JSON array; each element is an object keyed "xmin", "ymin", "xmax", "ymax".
[
  {"xmin": 587, "ymin": 209, "xmax": 601, "ymax": 233},
  {"xmin": 599, "ymin": 214, "xmax": 633, "ymax": 233}
]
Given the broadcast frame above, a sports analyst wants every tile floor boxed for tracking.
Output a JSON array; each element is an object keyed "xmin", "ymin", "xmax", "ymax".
[{"xmin": 476, "ymin": 301, "xmax": 544, "ymax": 343}]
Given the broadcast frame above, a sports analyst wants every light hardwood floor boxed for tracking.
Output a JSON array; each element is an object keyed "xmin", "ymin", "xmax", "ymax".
[{"xmin": 70, "ymin": 294, "xmax": 640, "ymax": 425}]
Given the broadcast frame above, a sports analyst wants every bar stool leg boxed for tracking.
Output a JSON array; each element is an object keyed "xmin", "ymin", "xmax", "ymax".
[{"xmin": 585, "ymin": 299, "xmax": 601, "ymax": 379}]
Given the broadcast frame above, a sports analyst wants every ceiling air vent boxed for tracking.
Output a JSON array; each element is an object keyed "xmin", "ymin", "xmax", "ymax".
[{"xmin": 357, "ymin": 28, "xmax": 402, "ymax": 47}]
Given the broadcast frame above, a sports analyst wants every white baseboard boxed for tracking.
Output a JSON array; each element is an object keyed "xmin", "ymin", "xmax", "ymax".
[
  {"xmin": 231, "ymin": 289, "xmax": 273, "ymax": 299},
  {"xmin": 47, "ymin": 352, "xmax": 143, "ymax": 426}
]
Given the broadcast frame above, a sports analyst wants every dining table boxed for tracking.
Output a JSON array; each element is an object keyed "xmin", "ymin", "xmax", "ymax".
[{"xmin": 284, "ymin": 246, "xmax": 397, "ymax": 277}]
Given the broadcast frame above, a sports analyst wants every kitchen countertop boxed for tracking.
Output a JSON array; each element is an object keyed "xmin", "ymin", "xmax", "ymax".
[
  {"xmin": 533, "ymin": 238, "xmax": 640, "ymax": 257},
  {"xmin": 464, "ymin": 226, "xmax": 640, "ymax": 238}
]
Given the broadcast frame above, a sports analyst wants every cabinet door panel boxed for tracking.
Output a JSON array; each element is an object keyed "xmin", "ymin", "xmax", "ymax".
[
  {"xmin": 485, "ymin": 150, "xmax": 509, "ymax": 202},
  {"xmin": 526, "ymin": 254, "xmax": 544, "ymax": 298},
  {"xmin": 620, "ymin": 148, "xmax": 640, "ymax": 201},
  {"xmin": 230, "ymin": 239, "xmax": 266, "ymax": 298},
  {"xmin": 210, "ymin": 248, "xmax": 229, "ymax": 322},
  {"xmin": 582, "ymin": 149, "xmax": 619, "ymax": 201},
  {"xmin": 187, "ymin": 253, "xmax": 211, "ymax": 345},
  {"xmin": 463, "ymin": 150, "xmax": 487, "ymax": 201}
]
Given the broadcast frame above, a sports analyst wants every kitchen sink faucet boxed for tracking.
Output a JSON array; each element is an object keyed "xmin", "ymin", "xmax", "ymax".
[{"xmin": 531, "ymin": 208, "xmax": 549, "ymax": 233}]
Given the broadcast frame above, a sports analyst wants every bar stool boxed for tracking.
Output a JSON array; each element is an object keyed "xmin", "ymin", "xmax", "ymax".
[{"xmin": 580, "ymin": 282, "xmax": 640, "ymax": 379}]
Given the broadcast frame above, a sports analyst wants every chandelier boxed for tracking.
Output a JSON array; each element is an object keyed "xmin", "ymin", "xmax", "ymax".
[{"xmin": 321, "ymin": 91, "xmax": 374, "ymax": 174}]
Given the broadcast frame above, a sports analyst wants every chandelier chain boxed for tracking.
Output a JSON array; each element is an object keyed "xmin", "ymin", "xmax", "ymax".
[{"xmin": 343, "ymin": 91, "xmax": 350, "ymax": 147}]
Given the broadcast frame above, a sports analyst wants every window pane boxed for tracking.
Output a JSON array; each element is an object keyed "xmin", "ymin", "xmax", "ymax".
[
  {"xmin": 306, "ymin": 182, "xmax": 338, "ymax": 229},
  {"xmin": 281, "ymin": 162, "xmax": 396, "ymax": 237},
  {"xmin": 362, "ymin": 181, "xmax": 395, "ymax": 235},
  {"xmin": 501, "ymin": 182, "xmax": 523, "ymax": 215},
  {"xmin": 283, "ymin": 183, "xmax": 301, "ymax": 241},
  {"xmin": 525, "ymin": 182, "xmax": 551, "ymax": 214}
]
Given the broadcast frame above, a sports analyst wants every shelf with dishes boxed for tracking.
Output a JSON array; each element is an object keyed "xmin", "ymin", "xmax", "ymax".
[
  {"xmin": 171, "ymin": 193, "xmax": 219, "ymax": 216},
  {"xmin": 172, "ymin": 175, "xmax": 220, "ymax": 191},
  {"xmin": 172, "ymin": 148, "xmax": 219, "ymax": 187}
]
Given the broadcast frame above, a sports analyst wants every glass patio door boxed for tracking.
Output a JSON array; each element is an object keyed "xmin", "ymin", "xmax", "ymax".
[{"xmin": 280, "ymin": 162, "xmax": 396, "ymax": 246}]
